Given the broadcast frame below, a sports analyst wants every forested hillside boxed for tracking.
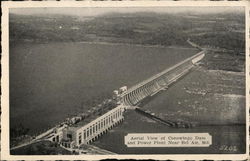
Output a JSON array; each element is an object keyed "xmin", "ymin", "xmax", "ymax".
[{"xmin": 10, "ymin": 11, "xmax": 245, "ymax": 51}]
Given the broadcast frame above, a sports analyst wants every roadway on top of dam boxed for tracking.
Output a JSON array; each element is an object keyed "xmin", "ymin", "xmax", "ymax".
[{"xmin": 121, "ymin": 50, "xmax": 205, "ymax": 97}]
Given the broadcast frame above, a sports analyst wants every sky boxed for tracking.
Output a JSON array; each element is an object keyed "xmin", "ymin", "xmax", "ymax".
[{"xmin": 10, "ymin": 7, "xmax": 244, "ymax": 17}]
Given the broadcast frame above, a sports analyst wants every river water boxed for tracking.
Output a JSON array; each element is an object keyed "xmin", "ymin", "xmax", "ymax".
[
  {"xmin": 9, "ymin": 42, "xmax": 198, "ymax": 135},
  {"xmin": 92, "ymin": 110, "xmax": 245, "ymax": 154},
  {"xmin": 92, "ymin": 65, "xmax": 246, "ymax": 154}
]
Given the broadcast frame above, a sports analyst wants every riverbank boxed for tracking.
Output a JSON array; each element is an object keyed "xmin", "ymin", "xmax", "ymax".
[{"xmin": 11, "ymin": 38, "xmax": 193, "ymax": 50}]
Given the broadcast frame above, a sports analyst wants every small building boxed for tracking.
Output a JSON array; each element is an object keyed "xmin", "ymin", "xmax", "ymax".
[
  {"xmin": 49, "ymin": 125, "xmax": 66, "ymax": 143},
  {"xmin": 119, "ymin": 86, "xmax": 127, "ymax": 93},
  {"xmin": 113, "ymin": 90, "xmax": 119, "ymax": 95}
]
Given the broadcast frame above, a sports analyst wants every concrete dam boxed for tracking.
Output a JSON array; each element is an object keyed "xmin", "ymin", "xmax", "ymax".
[
  {"xmin": 121, "ymin": 50, "xmax": 205, "ymax": 107},
  {"xmin": 55, "ymin": 49, "xmax": 205, "ymax": 149},
  {"xmin": 12, "ymin": 47, "xmax": 205, "ymax": 151}
]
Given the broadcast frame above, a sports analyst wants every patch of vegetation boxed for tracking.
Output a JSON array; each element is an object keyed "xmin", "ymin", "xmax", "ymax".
[
  {"xmin": 201, "ymin": 51, "xmax": 245, "ymax": 72},
  {"xmin": 10, "ymin": 123, "xmax": 32, "ymax": 147},
  {"xmin": 10, "ymin": 123, "xmax": 29, "ymax": 138},
  {"xmin": 11, "ymin": 141, "xmax": 71, "ymax": 155}
]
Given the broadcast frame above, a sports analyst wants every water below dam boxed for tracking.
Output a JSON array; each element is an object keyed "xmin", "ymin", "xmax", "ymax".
[
  {"xmin": 9, "ymin": 42, "xmax": 198, "ymax": 134},
  {"xmin": 92, "ymin": 67, "xmax": 246, "ymax": 154},
  {"xmin": 92, "ymin": 110, "xmax": 245, "ymax": 154}
]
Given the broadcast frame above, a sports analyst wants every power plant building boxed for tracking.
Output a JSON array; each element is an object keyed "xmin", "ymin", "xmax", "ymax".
[{"xmin": 60, "ymin": 104, "xmax": 125, "ymax": 148}]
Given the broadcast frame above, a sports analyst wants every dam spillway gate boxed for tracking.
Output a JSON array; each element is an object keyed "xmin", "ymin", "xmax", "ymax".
[{"xmin": 120, "ymin": 50, "xmax": 205, "ymax": 107}]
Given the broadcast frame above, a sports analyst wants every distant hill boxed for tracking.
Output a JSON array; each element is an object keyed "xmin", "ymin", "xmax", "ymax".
[{"xmin": 9, "ymin": 12, "xmax": 245, "ymax": 51}]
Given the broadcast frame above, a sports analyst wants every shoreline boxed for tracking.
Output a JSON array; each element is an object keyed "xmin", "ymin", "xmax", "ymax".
[
  {"xmin": 78, "ymin": 41, "xmax": 196, "ymax": 50},
  {"xmin": 11, "ymin": 39, "xmax": 196, "ymax": 50}
]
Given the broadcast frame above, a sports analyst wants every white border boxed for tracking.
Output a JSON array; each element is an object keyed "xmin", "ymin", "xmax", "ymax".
[{"xmin": 1, "ymin": 1, "xmax": 249, "ymax": 160}]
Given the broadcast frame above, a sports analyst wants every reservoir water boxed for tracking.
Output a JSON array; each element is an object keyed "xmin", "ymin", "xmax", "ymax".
[{"xmin": 10, "ymin": 42, "xmax": 198, "ymax": 134}]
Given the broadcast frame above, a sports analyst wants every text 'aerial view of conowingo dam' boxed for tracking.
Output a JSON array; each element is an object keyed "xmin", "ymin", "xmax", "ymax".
[{"xmin": 9, "ymin": 6, "xmax": 246, "ymax": 155}]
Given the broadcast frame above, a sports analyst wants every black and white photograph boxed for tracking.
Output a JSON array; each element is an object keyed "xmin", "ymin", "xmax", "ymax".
[{"xmin": 1, "ymin": 1, "xmax": 249, "ymax": 160}]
